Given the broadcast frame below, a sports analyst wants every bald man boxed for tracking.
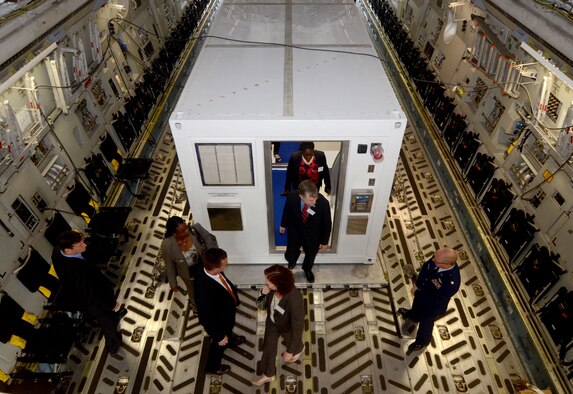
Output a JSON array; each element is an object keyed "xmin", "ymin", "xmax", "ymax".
[{"xmin": 397, "ymin": 247, "xmax": 460, "ymax": 352}]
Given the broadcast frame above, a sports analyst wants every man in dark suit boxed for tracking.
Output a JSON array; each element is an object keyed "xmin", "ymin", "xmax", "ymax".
[
  {"xmin": 283, "ymin": 141, "xmax": 331, "ymax": 195},
  {"xmin": 280, "ymin": 180, "xmax": 332, "ymax": 283},
  {"xmin": 51, "ymin": 231, "xmax": 126, "ymax": 355},
  {"xmin": 195, "ymin": 248, "xmax": 245, "ymax": 375},
  {"xmin": 397, "ymin": 247, "xmax": 460, "ymax": 352}
]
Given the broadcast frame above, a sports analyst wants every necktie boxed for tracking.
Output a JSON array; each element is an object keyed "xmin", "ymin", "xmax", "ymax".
[
  {"xmin": 219, "ymin": 274, "xmax": 237, "ymax": 303},
  {"xmin": 302, "ymin": 204, "xmax": 308, "ymax": 224}
]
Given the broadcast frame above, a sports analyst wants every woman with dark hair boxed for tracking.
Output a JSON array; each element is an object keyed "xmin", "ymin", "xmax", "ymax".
[
  {"xmin": 161, "ymin": 216, "xmax": 217, "ymax": 311},
  {"xmin": 283, "ymin": 141, "xmax": 331, "ymax": 195},
  {"xmin": 251, "ymin": 265, "xmax": 304, "ymax": 386}
]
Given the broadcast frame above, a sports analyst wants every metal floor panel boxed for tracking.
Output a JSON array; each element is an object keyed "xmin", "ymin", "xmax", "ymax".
[
  {"xmin": 380, "ymin": 126, "xmax": 525, "ymax": 393},
  {"xmin": 60, "ymin": 127, "xmax": 529, "ymax": 393}
]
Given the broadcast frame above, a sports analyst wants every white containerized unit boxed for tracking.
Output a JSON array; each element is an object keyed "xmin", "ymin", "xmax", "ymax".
[{"xmin": 169, "ymin": 0, "xmax": 406, "ymax": 265}]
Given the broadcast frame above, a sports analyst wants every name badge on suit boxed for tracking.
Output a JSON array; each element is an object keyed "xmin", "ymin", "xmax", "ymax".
[{"xmin": 275, "ymin": 305, "xmax": 285, "ymax": 315}]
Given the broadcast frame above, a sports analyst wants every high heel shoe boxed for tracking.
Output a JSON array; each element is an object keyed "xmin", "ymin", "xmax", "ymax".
[
  {"xmin": 284, "ymin": 351, "xmax": 302, "ymax": 363},
  {"xmin": 251, "ymin": 374, "xmax": 275, "ymax": 386}
]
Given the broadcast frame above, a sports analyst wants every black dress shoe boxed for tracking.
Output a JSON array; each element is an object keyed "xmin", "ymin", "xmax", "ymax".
[
  {"xmin": 231, "ymin": 335, "xmax": 246, "ymax": 347},
  {"xmin": 109, "ymin": 347, "xmax": 121, "ymax": 356},
  {"xmin": 396, "ymin": 308, "xmax": 410, "ymax": 319},
  {"xmin": 304, "ymin": 269, "xmax": 315, "ymax": 283},
  {"xmin": 407, "ymin": 342, "xmax": 424, "ymax": 352},
  {"xmin": 208, "ymin": 364, "xmax": 231, "ymax": 375},
  {"xmin": 108, "ymin": 338, "xmax": 122, "ymax": 355},
  {"xmin": 287, "ymin": 261, "xmax": 296, "ymax": 269},
  {"xmin": 116, "ymin": 307, "xmax": 128, "ymax": 320}
]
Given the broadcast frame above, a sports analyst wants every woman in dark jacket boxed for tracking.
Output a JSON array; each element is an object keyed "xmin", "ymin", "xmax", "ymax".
[
  {"xmin": 161, "ymin": 216, "xmax": 217, "ymax": 311},
  {"xmin": 283, "ymin": 141, "xmax": 331, "ymax": 195},
  {"xmin": 251, "ymin": 265, "xmax": 304, "ymax": 386}
]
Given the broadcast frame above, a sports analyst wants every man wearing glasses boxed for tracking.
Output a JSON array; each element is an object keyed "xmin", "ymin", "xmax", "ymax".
[{"xmin": 397, "ymin": 247, "xmax": 460, "ymax": 352}]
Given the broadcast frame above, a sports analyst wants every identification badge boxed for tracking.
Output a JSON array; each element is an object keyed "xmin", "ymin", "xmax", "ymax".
[
  {"xmin": 307, "ymin": 207, "xmax": 316, "ymax": 215},
  {"xmin": 275, "ymin": 305, "xmax": 285, "ymax": 314},
  {"xmin": 318, "ymin": 166, "xmax": 324, "ymax": 172}
]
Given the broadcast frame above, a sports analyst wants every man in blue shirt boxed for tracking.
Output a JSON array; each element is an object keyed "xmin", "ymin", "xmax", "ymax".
[
  {"xmin": 398, "ymin": 247, "xmax": 460, "ymax": 352},
  {"xmin": 279, "ymin": 180, "xmax": 331, "ymax": 283},
  {"xmin": 51, "ymin": 231, "xmax": 126, "ymax": 354}
]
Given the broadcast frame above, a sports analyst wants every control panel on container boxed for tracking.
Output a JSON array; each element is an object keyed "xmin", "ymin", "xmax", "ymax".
[{"xmin": 350, "ymin": 189, "xmax": 374, "ymax": 212}]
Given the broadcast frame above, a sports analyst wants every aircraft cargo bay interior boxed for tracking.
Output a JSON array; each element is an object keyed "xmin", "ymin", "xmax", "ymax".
[{"xmin": 0, "ymin": 0, "xmax": 572, "ymax": 393}]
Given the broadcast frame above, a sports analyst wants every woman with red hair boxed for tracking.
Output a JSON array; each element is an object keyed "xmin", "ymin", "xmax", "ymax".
[{"xmin": 251, "ymin": 265, "xmax": 304, "ymax": 386}]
